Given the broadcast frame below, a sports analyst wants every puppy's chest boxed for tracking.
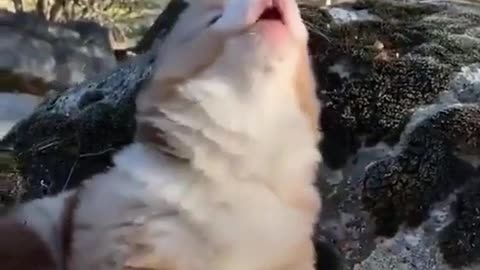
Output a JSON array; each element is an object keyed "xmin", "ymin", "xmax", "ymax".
[
  {"xmin": 71, "ymin": 169, "xmax": 312, "ymax": 270},
  {"xmin": 129, "ymin": 181, "xmax": 311, "ymax": 270}
]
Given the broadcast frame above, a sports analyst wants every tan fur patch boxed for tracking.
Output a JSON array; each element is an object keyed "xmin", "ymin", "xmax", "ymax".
[
  {"xmin": 124, "ymin": 233, "xmax": 182, "ymax": 270},
  {"xmin": 136, "ymin": 121, "xmax": 171, "ymax": 149},
  {"xmin": 285, "ymin": 181, "xmax": 320, "ymax": 216},
  {"xmin": 294, "ymin": 49, "xmax": 320, "ymax": 133},
  {"xmin": 279, "ymin": 241, "xmax": 316, "ymax": 270}
]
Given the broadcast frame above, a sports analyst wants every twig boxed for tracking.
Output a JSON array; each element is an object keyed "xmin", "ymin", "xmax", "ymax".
[
  {"xmin": 62, "ymin": 158, "xmax": 78, "ymax": 191},
  {"xmin": 303, "ymin": 20, "xmax": 331, "ymax": 43},
  {"xmin": 79, "ymin": 147, "xmax": 115, "ymax": 158},
  {"xmin": 61, "ymin": 147, "xmax": 115, "ymax": 191},
  {"xmin": 36, "ymin": 140, "xmax": 62, "ymax": 152}
]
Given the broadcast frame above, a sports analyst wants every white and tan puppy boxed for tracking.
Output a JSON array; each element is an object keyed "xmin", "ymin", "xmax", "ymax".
[{"xmin": 0, "ymin": 0, "xmax": 322, "ymax": 269}]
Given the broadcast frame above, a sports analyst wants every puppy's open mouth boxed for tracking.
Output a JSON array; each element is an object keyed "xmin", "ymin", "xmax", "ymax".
[{"xmin": 257, "ymin": 7, "xmax": 284, "ymax": 23}]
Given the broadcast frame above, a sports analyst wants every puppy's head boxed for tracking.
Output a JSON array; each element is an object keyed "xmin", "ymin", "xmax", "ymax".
[{"xmin": 136, "ymin": 0, "xmax": 319, "ymax": 160}]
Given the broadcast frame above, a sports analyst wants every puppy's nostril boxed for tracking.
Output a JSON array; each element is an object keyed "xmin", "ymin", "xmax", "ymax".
[{"xmin": 208, "ymin": 14, "xmax": 222, "ymax": 26}]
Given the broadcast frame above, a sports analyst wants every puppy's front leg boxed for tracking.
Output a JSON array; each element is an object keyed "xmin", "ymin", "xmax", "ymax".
[{"xmin": 0, "ymin": 218, "xmax": 57, "ymax": 270}]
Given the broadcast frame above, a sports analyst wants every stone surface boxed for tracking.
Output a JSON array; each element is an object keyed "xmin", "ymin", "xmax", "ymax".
[
  {"xmin": 0, "ymin": 93, "xmax": 41, "ymax": 139},
  {"xmin": 1, "ymin": 53, "xmax": 155, "ymax": 200},
  {"xmin": 0, "ymin": 10, "xmax": 117, "ymax": 94},
  {"xmin": 309, "ymin": 0, "xmax": 480, "ymax": 269},
  {"xmin": 0, "ymin": 0, "xmax": 186, "ymax": 202},
  {"xmin": 2, "ymin": 0, "xmax": 480, "ymax": 269}
]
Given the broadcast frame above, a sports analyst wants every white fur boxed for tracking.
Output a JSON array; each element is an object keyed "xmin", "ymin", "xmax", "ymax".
[
  {"xmin": 10, "ymin": 191, "xmax": 74, "ymax": 267},
  {"xmin": 69, "ymin": 51, "xmax": 321, "ymax": 269}
]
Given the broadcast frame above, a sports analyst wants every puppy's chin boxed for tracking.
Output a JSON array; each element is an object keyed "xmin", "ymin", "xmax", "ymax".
[{"xmin": 0, "ymin": 218, "xmax": 56, "ymax": 270}]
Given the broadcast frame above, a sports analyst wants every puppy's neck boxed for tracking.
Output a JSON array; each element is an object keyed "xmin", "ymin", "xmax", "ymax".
[{"xmin": 132, "ymin": 72, "xmax": 320, "ymax": 200}]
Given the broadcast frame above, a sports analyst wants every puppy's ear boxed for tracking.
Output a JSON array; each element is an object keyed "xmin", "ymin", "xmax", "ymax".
[{"xmin": 0, "ymin": 218, "xmax": 57, "ymax": 270}]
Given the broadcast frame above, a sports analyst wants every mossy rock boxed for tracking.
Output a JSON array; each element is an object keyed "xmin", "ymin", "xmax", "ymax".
[
  {"xmin": 301, "ymin": 0, "xmax": 480, "ymax": 169},
  {"xmin": 0, "ymin": 70, "xmax": 52, "ymax": 95},
  {"xmin": 0, "ymin": 0, "xmax": 186, "ymax": 202}
]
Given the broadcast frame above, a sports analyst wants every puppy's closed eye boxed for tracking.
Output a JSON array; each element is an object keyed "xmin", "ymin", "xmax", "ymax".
[{"xmin": 208, "ymin": 14, "xmax": 222, "ymax": 26}]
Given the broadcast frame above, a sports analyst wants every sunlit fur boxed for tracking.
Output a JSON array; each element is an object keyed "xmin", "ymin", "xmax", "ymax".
[{"xmin": 2, "ymin": 0, "xmax": 322, "ymax": 269}]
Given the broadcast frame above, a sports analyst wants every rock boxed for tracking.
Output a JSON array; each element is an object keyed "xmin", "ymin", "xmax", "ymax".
[
  {"xmin": 0, "ymin": 92, "xmax": 42, "ymax": 139},
  {"xmin": 1, "ymin": 52, "xmax": 156, "ymax": 200},
  {"xmin": 0, "ymin": 91, "xmax": 35, "ymax": 208},
  {"xmin": 306, "ymin": 0, "xmax": 477, "ymax": 169},
  {"xmin": 0, "ymin": 10, "xmax": 117, "ymax": 94},
  {"xmin": 362, "ymin": 104, "xmax": 480, "ymax": 236},
  {"xmin": 438, "ymin": 179, "xmax": 480, "ymax": 268},
  {"xmin": 0, "ymin": 0, "xmax": 186, "ymax": 201},
  {"xmin": 2, "ymin": 0, "xmax": 480, "ymax": 269},
  {"xmin": 306, "ymin": 0, "xmax": 480, "ymax": 269}
]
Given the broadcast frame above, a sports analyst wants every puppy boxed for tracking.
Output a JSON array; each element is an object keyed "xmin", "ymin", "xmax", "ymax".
[{"xmin": 1, "ymin": 0, "xmax": 322, "ymax": 269}]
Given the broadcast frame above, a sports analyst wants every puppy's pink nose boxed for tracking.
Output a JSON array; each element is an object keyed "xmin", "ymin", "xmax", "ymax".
[{"xmin": 211, "ymin": 0, "xmax": 271, "ymax": 33}]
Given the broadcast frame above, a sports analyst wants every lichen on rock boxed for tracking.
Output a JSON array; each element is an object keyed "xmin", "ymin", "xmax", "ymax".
[
  {"xmin": 362, "ymin": 104, "xmax": 480, "ymax": 236},
  {"xmin": 307, "ymin": 0, "xmax": 480, "ymax": 269},
  {"xmin": 0, "ymin": 0, "xmax": 188, "ymax": 202},
  {"xmin": 438, "ymin": 179, "xmax": 480, "ymax": 268},
  {"xmin": 305, "ymin": 0, "xmax": 480, "ymax": 170},
  {"xmin": 1, "ymin": 53, "xmax": 155, "ymax": 200}
]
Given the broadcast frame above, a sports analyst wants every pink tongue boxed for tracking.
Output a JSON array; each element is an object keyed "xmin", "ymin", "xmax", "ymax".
[{"xmin": 256, "ymin": 19, "xmax": 289, "ymax": 47}]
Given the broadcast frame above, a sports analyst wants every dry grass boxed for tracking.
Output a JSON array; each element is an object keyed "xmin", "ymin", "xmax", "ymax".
[{"xmin": 0, "ymin": 0, "xmax": 168, "ymax": 45}]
